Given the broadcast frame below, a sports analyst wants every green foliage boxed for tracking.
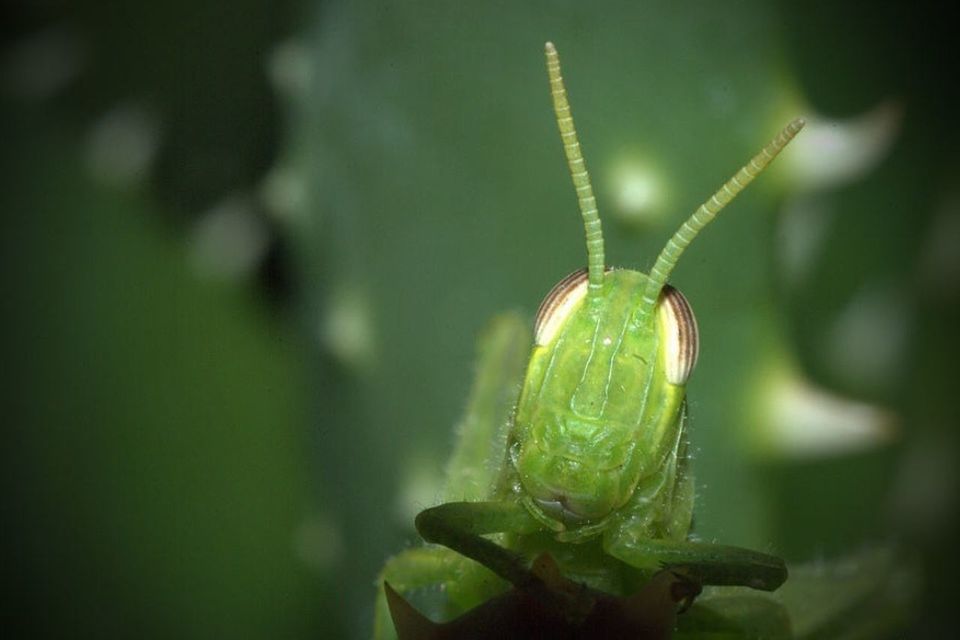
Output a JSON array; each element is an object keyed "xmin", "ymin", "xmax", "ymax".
[{"xmin": 2, "ymin": 114, "xmax": 328, "ymax": 638}]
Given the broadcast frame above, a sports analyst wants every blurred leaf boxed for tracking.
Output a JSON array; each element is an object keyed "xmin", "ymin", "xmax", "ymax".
[{"xmin": 1, "ymin": 110, "xmax": 330, "ymax": 638}]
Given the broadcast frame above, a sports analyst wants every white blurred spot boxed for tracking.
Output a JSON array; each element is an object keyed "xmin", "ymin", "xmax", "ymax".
[
  {"xmin": 761, "ymin": 370, "xmax": 895, "ymax": 458},
  {"xmin": 293, "ymin": 513, "xmax": 343, "ymax": 571},
  {"xmin": 785, "ymin": 102, "xmax": 901, "ymax": 190},
  {"xmin": 260, "ymin": 165, "xmax": 308, "ymax": 223},
  {"xmin": 85, "ymin": 103, "xmax": 160, "ymax": 188},
  {"xmin": 189, "ymin": 195, "xmax": 269, "ymax": 281},
  {"xmin": 778, "ymin": 195, "xmax": 835, "ymax": 285},
  {"xmin": 1, "ymin": 27, "xmax": 85, "ymax": 100},
  {"xmin": 606, "ymin": 159, "xmax": 667, "ymax": 228},
  {"xmin": 318, "ymin": 286, "xmax": 375, "ymax": 371},
  {"xmin": 267, "ymin": 39, "xmax": 312, "ymax": 97},
  {"xmin": 825, "ymin": 284, "xmax": 910, "ymax": 391}
]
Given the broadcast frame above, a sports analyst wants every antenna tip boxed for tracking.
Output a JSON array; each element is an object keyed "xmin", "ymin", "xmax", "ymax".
[
  {"xmin": 790, "ymin": 117, "xmax": 806, "ymax": 131},
  {"xmin": 545, "ymin": 41, "xmax": 556, "ymax": 54}
]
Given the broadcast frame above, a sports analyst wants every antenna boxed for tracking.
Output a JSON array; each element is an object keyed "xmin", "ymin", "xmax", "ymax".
[
  {"xmin": 545, "ymin": 42, "xmax": 606, "ymax": 296},
  {"xmin": 636, "ymin": 118, "xmax": 805, "ymax": 321}
]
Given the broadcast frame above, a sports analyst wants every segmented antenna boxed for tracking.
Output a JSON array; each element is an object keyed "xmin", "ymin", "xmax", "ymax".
[
  {"xmin": 545, "ymin": 42, "xmax": 606, "ymax": 295},
  {"xmin": 636, "ymin": 118, "xmax": 805, "ymax": 321}
]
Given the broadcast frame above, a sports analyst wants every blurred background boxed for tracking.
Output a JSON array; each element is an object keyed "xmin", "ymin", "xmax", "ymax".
[{"xmin": 3, "ymin": 1, "xmax": 958, "ymax": 638}]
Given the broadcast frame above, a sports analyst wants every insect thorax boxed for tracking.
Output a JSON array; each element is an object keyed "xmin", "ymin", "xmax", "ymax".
[{"xmin": 509, "ymin": 270, "xmax": 689, "ymax": 530}]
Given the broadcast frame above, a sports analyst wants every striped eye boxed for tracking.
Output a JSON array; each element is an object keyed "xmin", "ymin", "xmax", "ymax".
[
  {"xmin": 534, "ymin": 268, "xmax": 590, "ymax": 346},
  {"xmin": 657, "ymin": 285, "xmax": 699, "ymax": 385}
]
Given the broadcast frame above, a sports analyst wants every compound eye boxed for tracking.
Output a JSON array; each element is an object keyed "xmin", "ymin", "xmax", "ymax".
[
  {"xmin": 657, "ymin": 285, "xmax": 699, "ymax": 385},
  {"xmin": 534, "ymin": 268, "xmax": 590, "ymax": 346}
]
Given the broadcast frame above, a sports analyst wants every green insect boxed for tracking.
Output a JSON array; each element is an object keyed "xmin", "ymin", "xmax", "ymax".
[{"xmin": 374, "ymin": 42, "xmax": 804, "ymax": 639}]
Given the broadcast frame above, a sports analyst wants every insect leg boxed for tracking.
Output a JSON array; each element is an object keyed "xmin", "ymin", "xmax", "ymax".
[
  {"xmin": 415, "ymin": 501, "xmax": 544, "ymax": 589},
  {"xmin": 603, "ymin": 532, "xmax": 787, "ymax": 591},
  {"xmin": 375, "ymin": 314, "xmax": 530, "ymax": 638}
]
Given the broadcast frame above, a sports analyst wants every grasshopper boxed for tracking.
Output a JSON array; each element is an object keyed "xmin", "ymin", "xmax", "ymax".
[{"xmin": 374, "ymin": 42, "xmax": 803, "ymax": 639}]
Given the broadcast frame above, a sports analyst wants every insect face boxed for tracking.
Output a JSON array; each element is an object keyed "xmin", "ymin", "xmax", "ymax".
[
  {"xmin": 504, "ymin": 43, "xmax": 802, "ymax": 535},
  {"xmin": 513, "ymin": 268, "xmax": 695, "ymax": 526}
]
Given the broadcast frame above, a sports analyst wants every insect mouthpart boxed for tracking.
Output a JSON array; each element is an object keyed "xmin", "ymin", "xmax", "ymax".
[
  {"xmin": 534, "ymin": 495, "xmax": 591, "ymax": 526},
  {"xmin": 515, "ymin": 445, "xmax": 628, "ymax": 525}
]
